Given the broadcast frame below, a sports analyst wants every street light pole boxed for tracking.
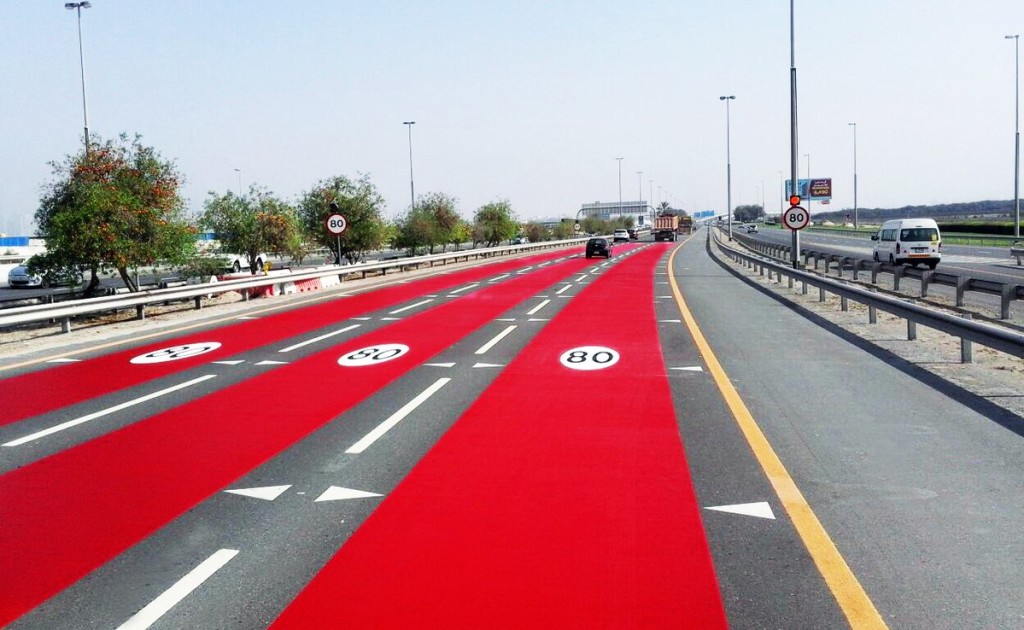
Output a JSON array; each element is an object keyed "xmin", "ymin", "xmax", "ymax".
[
  {"xmin": 720, "ymin": 95, "xmax": 735, "ymax": 240},
  {"xmin": 65, "ymin": 1, "xmax": 92, "ymax": 153},
  {"xmin": 849, "ymin": 122, "xmax": 858, "ymax": 229},
  {"xmin": 403, "ymin": 121, "xmax": 416, "ymax": 211},
  {"xmin": 616, "ymin": 157, "xmax": 624, "ymax": 218},
  {"xmin": 1008, "ymin": 35, "xmax": 1021, "ymax": 240}
]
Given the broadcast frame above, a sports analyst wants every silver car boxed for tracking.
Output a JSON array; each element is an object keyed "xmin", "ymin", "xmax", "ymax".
[{"xmin": 7, "ymin": 258, "xmax": 82, "ymax": 288}]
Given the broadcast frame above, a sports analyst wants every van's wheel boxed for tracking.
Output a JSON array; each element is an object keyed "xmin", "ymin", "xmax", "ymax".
[
  {"xmin": 927, "ymin": 261, "xmax": 938, "ymax": 270},
  {"xmin": 889, "ymin": 254, "xmax": 896, "ymax": 264},
  {"xmin": 232, "ymin": 261, "xmax": 241, "ymax": 273}
]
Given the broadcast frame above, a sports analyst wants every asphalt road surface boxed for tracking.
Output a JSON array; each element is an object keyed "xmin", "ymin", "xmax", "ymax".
[{"xmin": 1, "ymin": 234, "xmax": 1022, "ymax": 628}]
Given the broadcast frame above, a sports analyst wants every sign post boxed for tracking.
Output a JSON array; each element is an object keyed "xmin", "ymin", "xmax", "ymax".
[{"xmin": 325, "ymin": 211, "xmax": 347, "ymax": 265}]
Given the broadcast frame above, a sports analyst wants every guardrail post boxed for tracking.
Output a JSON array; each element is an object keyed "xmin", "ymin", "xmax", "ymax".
[
  {"xmin": 801, "ymin": 277, "xmax": 808, "ymax": 294},
  {"xmin": 819, "ymin": 286, "xmax": 827, "ymax": 302},
  {"xmin": 852, "ymin": 260, "xmax": 861, "ymax": 281},
  {"xmin": 1000, "ymin": 284, "xmax": 1013, "ymax": 320},
  {"xmin": 194, "ymin": 296, "xmax": 203, "ymax": 310},
  {"xmin": 136, "ymin": 304, "xmax": 145, "ymax": 321},
  {"xmin": 961, "ymin": 312, "xmax": 974, "ymax": 363},
  {"xmin": 841, "ymin": 294, "xmax": 849, "ymax": 312},
  {"xmin": 955, "ymin": 277, "xmax": 969, "ymax": 306},
  {"xmin": 893, "ymin": 266, "xmax": 904, "ymax": 291},
  {"xmin": 920, "ymin": 270, "xmax": 933, "ymax": 298},
  {"xmin": 905, "ymin": 300, "xmax": 917, "ymax": 340},
  {"xmin": 61, "ymin": 316, "xmax": 72, "ymax": 334},
  {"xmin": 871, "ymin": 262, "xmax": 881, "ymax": 284}
]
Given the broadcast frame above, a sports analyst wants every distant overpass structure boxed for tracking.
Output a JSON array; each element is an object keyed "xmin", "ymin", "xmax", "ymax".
[{"xmin": 578, "ymin": 201, "xmax": 654, "ymax": 227}]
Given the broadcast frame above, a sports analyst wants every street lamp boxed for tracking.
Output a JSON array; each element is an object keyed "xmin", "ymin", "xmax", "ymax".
[
  {"xmin": 849, "ymin": 123, "xmax": 858, "ymax": 229},
  {"xmin": 616, "ymin": 157, "xmax": 624, "ymax": 217},
  {"xmin": 403, "ymin": 121, "xmax": 416, "ymax": 211},
  {"xmin": 720, "ymin": 95, "xmax": 735, "ymax": 240},
  {"xmin": 65, "ymin": 1, "xmax": 92, "ymax": 153},
  {"xmin": 1008, "ymin": 35, "xmax": 1021, "ymax": 240},
  {"xmin": 636, "ymin": 171, "xmax": 643, "ymax": 223}
]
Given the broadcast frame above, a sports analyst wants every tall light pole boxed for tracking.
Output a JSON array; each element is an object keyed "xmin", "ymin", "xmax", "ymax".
[
  {"xmin": 403, "ymin": 121, "xmax": 416, "ymax": 211},
  {"xmin": 720, "ymin": 95, "xmax": 735, "ymax": 240},
  {"xmin": 636, "ymin": 171, "xmax": 643, "ymax": 223},
  {"xmin": 66, "ymin": 1, "xmax": 92, "ymax": 153},
  {"xmin": 789, "ymin": 0, "xmax": 801, "ymax": 268},
  {"xmin": 234, "ymin": 168, "xmax": 242, "ymax": 197},
  {"xmin": 1008, "ymin": 34, "xmax": 1021, "ymax": 239},
  {"xmin": 616, "ymin": 157, "xmax": 624, "ymax": 218},
  {"xmin": 849, "ymin": 122, "xmax": 858, "ymax": 229}
]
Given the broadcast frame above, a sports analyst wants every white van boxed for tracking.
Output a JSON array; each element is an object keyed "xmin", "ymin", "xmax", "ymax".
[{"xmin": 871, "ymin": 218, "xmax": 941, "ymax": 269}]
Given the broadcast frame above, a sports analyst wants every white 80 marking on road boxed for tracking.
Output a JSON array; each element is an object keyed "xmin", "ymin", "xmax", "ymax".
[
  {"xmin": 130, "ymin": 343, "xmax": 222, "ymax": 364},
  {"xmin": 559, "ymin": 346, "xmax": 620, "ymax": 371},
  {"xmin": 338, "ymin": 344, "xmax": 410, "ymax": 367}
]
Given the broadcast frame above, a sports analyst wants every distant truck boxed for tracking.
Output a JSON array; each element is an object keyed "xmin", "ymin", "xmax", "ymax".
[
  {"xmin": 677, "ymin": 215, "xmax": 693, "ymax": 235},
  {"xmin": 654, "ymin": 215, "xmax": 680, "ymax": 241}
]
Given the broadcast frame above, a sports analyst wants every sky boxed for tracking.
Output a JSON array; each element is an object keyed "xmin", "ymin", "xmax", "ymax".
[{"xmin": 2, "ymin": 1, "xmax": 1023, "ymax": 235}]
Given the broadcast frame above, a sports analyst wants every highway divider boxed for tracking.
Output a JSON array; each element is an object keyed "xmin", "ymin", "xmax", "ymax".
[
  {"xmin": 711, "ymin": 230, "xmax": 1024, "ymax": 363},
  {"xmin": 0, "ymin": 239, "xmax": 587, "ymax": 335}
]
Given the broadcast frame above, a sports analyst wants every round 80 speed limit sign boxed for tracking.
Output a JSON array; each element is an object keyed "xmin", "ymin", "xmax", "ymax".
[{"xmin": 782, "ymin": 206, "xmax": 810, "ymax": 230}]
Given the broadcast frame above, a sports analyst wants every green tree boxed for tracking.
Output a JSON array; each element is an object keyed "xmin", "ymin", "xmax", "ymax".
[
  {"xmin": 735, "ymin": 204, "xmax": 764, "ymax": 222},
  {"xmin": 36, "ymin": 133, "xmax": 195, "ymax": 295},
  {"xmin": 200, "ymin": 186, "xmax": 300, "ymax": 274},
  {"xmin": 473, "ymin": 200, "xmax": 518, "ymax": 246},
  {"xmin": 296, "ymin": 175, "xmax": 387, "ymax": 264},
  {"xmin": 524, "ymin": 221, "xmax": 547, "ymax": 242},
  {"xmin": 395, "ymin": 192, "xmax": 461, "ymax": 254},
  {"xmin": 552, "ymin": 219, "xmax": 576, "ymax": 240},
  {"xmin": 449, "ymin": 219, "xmax": 473, "ymax": 250}
]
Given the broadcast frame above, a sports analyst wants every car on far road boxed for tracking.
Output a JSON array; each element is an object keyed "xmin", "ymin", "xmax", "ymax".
[
  {"xmin": 612, "ymin": 229, "xmax": 630, "ymax": 243},
  {"xmin": 585, "ymin": 237, "xmax": 612, "ymax": 259},
  {"xmin": 746, "ymin": 224, "xmax": 758, "ymax": 233},
  {"xmin": 7, "ymin": 258, "xmax": 83, "ymax": 288}
]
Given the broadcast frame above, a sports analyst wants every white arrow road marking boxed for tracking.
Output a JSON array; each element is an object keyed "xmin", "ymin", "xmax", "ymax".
[
  {"xmin": 224, "ymin": 485, "xmax": 292, "ymax": 501},
  {"xmin": 706, "ymin": 502, "xmax": 776, "ymax": 520},
  {"xmin": 45, "ymin": 358, "xmax": 81, "ymax": 363},
  {"xmin": 116, "ymin": 549, "xmax": 239, "ymax": 630},
  {"xmin": 425, "ymin": 362, "xmax": 456, "ymax": 368},
  {"xmin": 346, "ymin": 378, "xmax": 451, "ymax": 454},
  {"xmin": 254, "ymin": 360, "xmax": 288, "ymax": 366},
  {"xmin": 670, "ymin": 366, "xmax": 704, "ymax": 372},
  {"xmin": 4, "ymin": 375, "xmax": 217, "ymax": 447},
  {"xmin": 315, "ymin": 486, "xmax": 384, "ymax": 502},
  {"xmin": 279, "ymin": 324, "xmax": 361, "ymax": 353},
  {"xmin": 473, "ymin": 363, "xmax": 504, "ymax": 368},
  {"xmin": 389, "ymin": 298, "xmax": 434, "ymax": 315},
  {"xmin": 212, "ymin": 360, "xmax": 246, "ymax": 366},
  {"xmin": 526, "ymin": 299, "xmax": 551, "ymax": 316},
  {"xmin": 475, "ymin": 325, "xmax": 517, "ymax": 355}
]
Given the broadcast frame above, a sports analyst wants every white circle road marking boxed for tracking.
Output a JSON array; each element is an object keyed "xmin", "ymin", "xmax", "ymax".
[
  {"xmin": 130, "ymin": 343, "xmax": 222, "ymax": 364},
  {"xmin": 559, "ymin": 346, "xmax": 620, "ymax": 371},
  {"xmin": 338, "ymin": 344, "xmax": 410, "ymax": 367}
]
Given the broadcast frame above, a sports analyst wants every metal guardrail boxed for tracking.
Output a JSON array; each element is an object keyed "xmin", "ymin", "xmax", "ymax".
[
  {"xmin": 711, "ymin": 231, "xmax": 1024, "ymax": 362},
  {"xmin": 729, "ymin": 231, "xmax": 1024, "ymax": 320},
  {"xmin": 0, "ymin": 239, "xmax": 586, "ymax": 334}
]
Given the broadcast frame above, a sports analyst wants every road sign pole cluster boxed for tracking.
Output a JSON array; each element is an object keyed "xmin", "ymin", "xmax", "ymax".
[{"xmin": 326, "ymin": 205, "xmax": 348, "ymax": 265}]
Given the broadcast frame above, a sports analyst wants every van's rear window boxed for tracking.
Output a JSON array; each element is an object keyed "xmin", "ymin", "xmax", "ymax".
[{"xmin": 900, "ymin": 228, "xmax": 939, "ymax": 242}]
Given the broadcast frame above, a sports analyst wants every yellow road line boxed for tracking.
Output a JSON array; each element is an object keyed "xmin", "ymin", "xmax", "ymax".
[{"xmin": 666, "ymin": 238, "xmax": 887, "ymax": 629}]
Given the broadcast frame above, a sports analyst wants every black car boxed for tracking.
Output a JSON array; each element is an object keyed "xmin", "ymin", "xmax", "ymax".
[{"xmin": 585, "ymin": 237, "xmax": 612, "ymax": 259}]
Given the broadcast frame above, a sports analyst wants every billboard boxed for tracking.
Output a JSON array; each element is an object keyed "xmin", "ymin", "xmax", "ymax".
[{"xmin": 785, "ymin": 178, "xmax": 832, "ymax": 201}]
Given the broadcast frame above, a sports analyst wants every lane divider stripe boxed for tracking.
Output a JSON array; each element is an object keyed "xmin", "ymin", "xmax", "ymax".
[
  {"xmin": 345, "ymin": 378, "xmax": 452, "ymax": 454},
  {"xmin": 279, "ymin": 324, "xmax": 362, "ymax": 353},
  {"xmin": 474, "ymin": 325, "xmax": 518, "ymax": 355}
]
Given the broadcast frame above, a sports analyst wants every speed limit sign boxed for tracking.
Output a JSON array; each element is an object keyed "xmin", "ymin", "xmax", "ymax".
[
  {"xmin": 782, "ymin": 206, "xmax": 810, "ymax": 230},
  {"xmin": 325, "ymin": 213, "xmax": 348, "ymax": 235}
]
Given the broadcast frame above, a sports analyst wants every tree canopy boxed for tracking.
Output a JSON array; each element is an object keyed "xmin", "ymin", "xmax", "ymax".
[
  {"xmin": 473, "ymin": 200, "xmax": 518, "ymax": 246},
  {"xmin": 200, "ymin": 186, "xmax": 301, "ymax": 274},
  {"xmin": 296, "ymin": 175, "xmax": 388, "ymax": 264},
  {"xmin": 35, "ymin": 133, "xmax": 194, "ymax": 294}
]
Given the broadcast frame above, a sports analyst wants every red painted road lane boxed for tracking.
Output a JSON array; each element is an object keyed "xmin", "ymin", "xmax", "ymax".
[
  {"xmin": 273, "ymin": 244, "xmax": 727, "ymax": 628},
  {"xmin": 0, "ymin": 255, "xmax": 594, "ymax": 627},
  {"xmin": 0, "ymin": 249, "xmax": 572, "ymax": 428}
]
